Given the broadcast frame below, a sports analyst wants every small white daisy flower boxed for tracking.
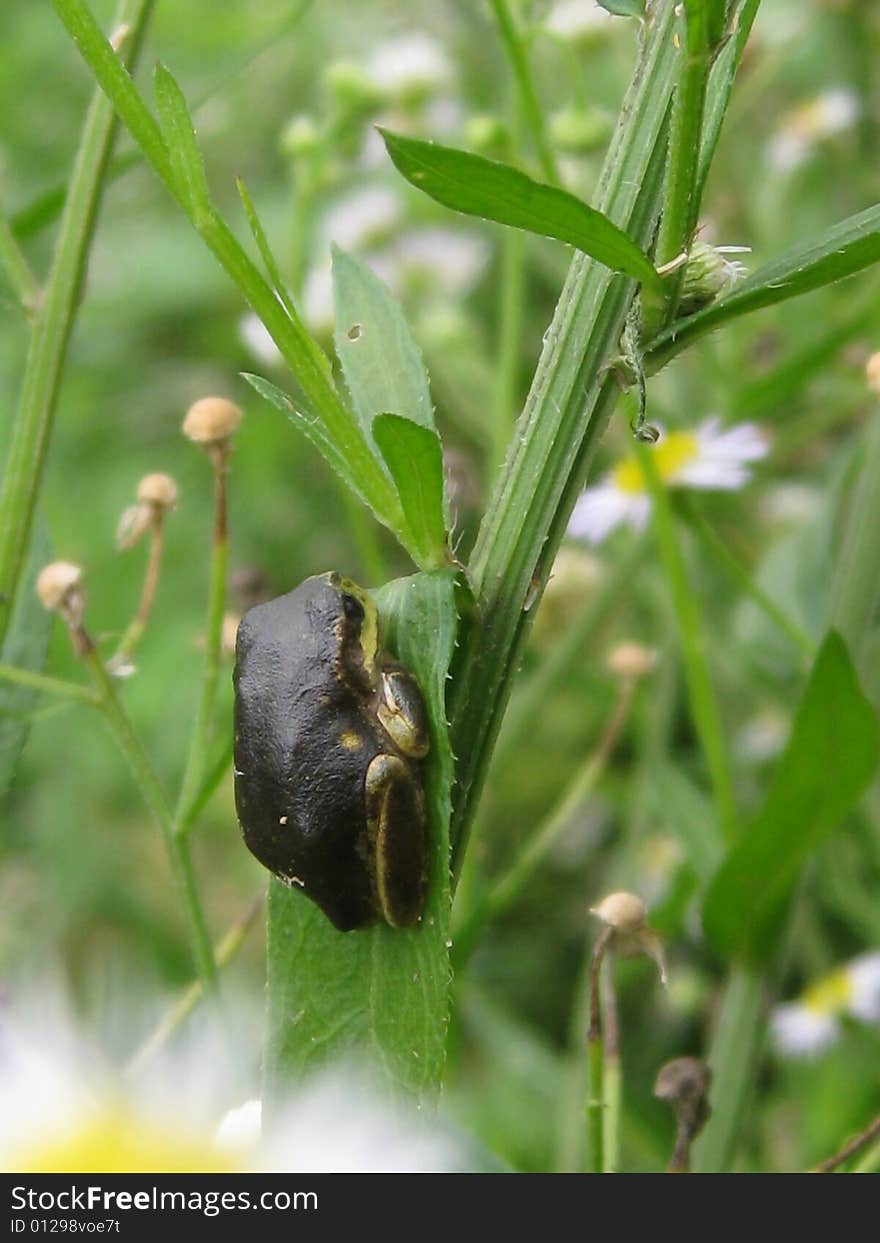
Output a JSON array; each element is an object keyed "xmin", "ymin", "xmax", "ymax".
[
  {"xmin": 365, "ymin": 33, "xmax": 451, "ymax": 103},
  {"xmin": 567, "ymin": 417, "xmax": 768, "ymax": 545},
  {"xmin": 543, "ymin": 1, "xmax": 615, "ymax": 44},
  {"xmin": 771, "ymin": 952, "xmax": 880, "ymax": 1059},
  {"xmin": 768, "ymin": 87, "xmax": 859, "ymax": 172}
]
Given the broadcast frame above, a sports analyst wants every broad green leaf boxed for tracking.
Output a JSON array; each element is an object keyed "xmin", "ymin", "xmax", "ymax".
[
  {"xmin": 597, "ymin": 0, "xmax": 644, "ymax": 15},
  {"xmin": 0, "ymin": 527, "xmax": 52, "ymax": 802},
  {"xmin": 373, "ymin": 415, "xmax": 448, "ymax": 568},
  {"xmin": 153, "ymin": 64, "xmax": 212, "ymax": 218},
  {"xmin": 380, "ymin": 129, "xmax": 663, "ymax": 294},
  {"xmin": 331, "ymin": 247, "xmax": 436, "ymax": 434},
  {"xmin": 265, "ymin": 568, "xmax": 458, "ymax": 1101},
  {"xmin": 646, "ymin": 202, "xmax": 880, "ymax": 370},
  {"xmin": 702, "ymin": 632, "xmax": 878, "ymax": 960}
]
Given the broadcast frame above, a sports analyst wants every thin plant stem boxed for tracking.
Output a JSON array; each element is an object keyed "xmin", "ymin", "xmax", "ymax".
[
  {"xmin": 174, "ymin": 448, "xmax": 229, "ymax": 833},
  {"xmin": 602, "ymin": 970, "xmax": 621, "ymax": 1173},
  {"xmin": 453, "ymin": 675, "xmax": 637, "ymax": 965},
  {"xmin": 676, "ymin": 495, "xmax": 814, "ymax": 664},
  {"xmin": 127, "ymin": 890, "xmax": 265, "ymax": 1075},
  {"xmin": 82, "ymin": 644, "xmax": 218, "ymax": 995},
  {"xmin": 0, "ymin": 0, "xmax": 156, "ymax": 651},
  {"xmin": 0, "ymin": 662, "xmax": 100, "ymax": 706},
  {"xmin": 811, "ymin": 1110, "xmax": 880, "ymax": 1174},
  {"xmin": 0, "ymin": 203, "xmax": 40, "ymax": 314},
  {"xmin": 488, "ymin": 0, "xmax": 559, "ymax": 185},
  {"xmin": 111, "ymin": 518, "xmax": 165, "ymax": 668},
  {"xmin": 586, "ymin": 925, "xmax": 612, "ymax": 1173},
  {"xmin": 636, "ymin": 438, "xmax": 738, "ymax": 841}
]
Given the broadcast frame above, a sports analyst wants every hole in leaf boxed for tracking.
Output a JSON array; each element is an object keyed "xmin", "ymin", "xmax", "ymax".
[{"xmin": 346, "ymin": 323, "xmax": 364, "ymax": 341}]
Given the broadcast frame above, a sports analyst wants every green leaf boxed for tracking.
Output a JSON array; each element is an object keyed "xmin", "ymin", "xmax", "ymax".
[
  {"xmin": 647, "ymin": 202, "xmax": 880, "ymax": 370},
  {"xmin": 265, "ymin": 568, "xmax": 458, "ymax": 1102},
  {"xmin": 153, "ymin": 63, "xmax": 212, "ymax": 218},
  {"xmin": 380, "ymin": 129, "xmax": 663, "ymax": 294},
  {"xmin": 373, "ymin": 415, "xmax": 447, "ymax": 568},
  {"xmin": 241, "ymin": 372, "xmax": 368, "ymax": 506},
  {"xmin": 702, "ymin": 632, "xmax": 879, "ymax": 961},
  {"xmin": 331, "ymin": 247, "xmax": 436, "ymax": 434},
  {"xmin": 597, "ymin": 0, "xmax": 644, "ymax": 15},
  {"xmin": 0, "ymin": 527, "xmax": 52, "ymax": 802}
]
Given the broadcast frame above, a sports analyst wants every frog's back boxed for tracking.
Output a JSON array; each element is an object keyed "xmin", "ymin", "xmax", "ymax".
[{"xmin": 232, "ymin": 582, "xmax": 381, "ymax": 930}]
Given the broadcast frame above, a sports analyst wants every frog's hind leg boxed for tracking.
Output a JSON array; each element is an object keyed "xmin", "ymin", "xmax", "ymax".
[{"xmin": 365, "ymin": 753, "xmax": 428, "ymax": 928}]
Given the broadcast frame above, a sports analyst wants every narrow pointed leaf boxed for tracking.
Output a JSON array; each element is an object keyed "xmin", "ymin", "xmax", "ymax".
[
  {"xmin": 265, "ymin": 568, "xmax": 458, "ymax": 1101},
  {"xmin": 236, "ymin": 177, "xmax": 297, "ymax": 318},
  {"xmin": 373, "ymin": 414, "xmax": 448, "ymax": 568},
  {"xmin": 153, "ymin": 63, "xmax": 211, "ymax": 217},
  {"xmin": 380, "ymin": 129, "xmax": 663, "ymax": 293},
  {"xmin": 241, "ymin": 372, "xmax": 390, "ymax": 522},
  {"xmin": 597, "ymin": 0, "xmax": 645, "ymax": 15},
  {"xmin": 702, "ymin": 632, "xmax": 878, "ymax": 961},
  {"xmin": 647, "ymin": 202, "xmax": 880, "ymax": 370}
]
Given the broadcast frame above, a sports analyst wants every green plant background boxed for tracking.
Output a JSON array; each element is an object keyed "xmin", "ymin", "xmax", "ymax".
[{"xmin": 2, "ymin": 0, "xmax": 880, "ymax": 1172}]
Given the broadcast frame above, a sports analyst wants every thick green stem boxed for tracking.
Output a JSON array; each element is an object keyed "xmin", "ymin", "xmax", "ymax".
[
  {"xmin": 0, "ymin": 0, "xmax": 155, "ymax": 650},
  {"xmin": 449, "ymin": 1, "xmax": 680, "ymax": 877}
]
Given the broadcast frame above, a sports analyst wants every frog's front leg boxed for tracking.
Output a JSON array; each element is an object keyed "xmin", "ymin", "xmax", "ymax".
[
  {"xmin": 376, "ymin": 661, "xmax": 430, "ymax": 758},
  {"xmin": 365, "ymin": 753, "xmax": 427, "ymax": 927}
]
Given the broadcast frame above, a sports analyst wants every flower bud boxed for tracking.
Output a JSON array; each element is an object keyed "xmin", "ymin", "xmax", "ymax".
[
  {"xmin": 549, "ymin": 106, "xmax": 612, "ymax": 155},
  {"xmin": 183, "ymin": 397, "xmax": 242, "ymax": 448},
  {"xmin": 678, "ymin": 241, "xmax": 749, "ymax": 316},
  {"xmin": 463, "ymin": 115, "xmax": 511, "ymax": 161},
  {"xmin": 607, "ymin": 641, "xmax": 657, "ymax": 681},
  {"xmin": 280, "ymin": 114, "xmax": 321, "ymax": 161},
  {"xmin": 654, "ymin": 1057, "xmax": 712, "ymax": 1172},
  {"xmin": 866, "ymin": 351, "xmax": 880, "ymax": 395},
  {"xmin": 137, "ymin": 472, "xmax": 178, "ymax": 511}
]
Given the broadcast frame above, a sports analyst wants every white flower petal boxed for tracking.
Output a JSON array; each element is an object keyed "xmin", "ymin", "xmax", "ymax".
[
  {"xmin": 365, "ymin": 34, "xmax": 451, "ymax": 98},
  {"xmin": 568, "ymin": 483, "xmax": 647, "ymax": 545},
  {"xmin": 847, "ymin": 952, "xmax": 880, "ymax": 1024},
  {"xmin": 770, "ymin": 1003, "xmax": 840, "ymax": 1058}
]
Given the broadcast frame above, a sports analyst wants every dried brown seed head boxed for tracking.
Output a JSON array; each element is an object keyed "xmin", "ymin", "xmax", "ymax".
[
  {"xmin": 591, "ymin": 891, "xmax": 647, "ymax": 933},
  {"xmin": 607, "ymin": 642, "xmax": 658, "ymax": 680},
  {"xmin": 182, "ymin": 397, "xmax": 243, "ymax": 447},
  {"xmin": 36, "ymin": 561, "xmax": 83, "ymax": 613},
  {"xmin": 137, "ymin": 472, "xmax": 179, "ymax": 510}
]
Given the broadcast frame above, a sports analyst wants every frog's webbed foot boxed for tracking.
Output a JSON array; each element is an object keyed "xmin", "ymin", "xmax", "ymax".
[{"xmin": 365, "ymin": 753, "xmax": 428, "ymax": 927}]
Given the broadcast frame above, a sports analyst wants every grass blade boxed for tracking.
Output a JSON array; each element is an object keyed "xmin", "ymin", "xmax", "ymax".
[
  {"xmin": 380, "ymin": 129, "xmax": 664, "ymax": 294},
  {"xmin": 702, "ymin": 631, "xmax": 878, "ymax": 960}
]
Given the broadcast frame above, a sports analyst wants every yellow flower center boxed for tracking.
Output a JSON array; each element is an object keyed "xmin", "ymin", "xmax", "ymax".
[
  {"xmin": 18, "ymin": 1107, "xmax": 238, "ymax": 1173},
  {"xmin": 612, "ymin": 431, "xmax": 700, "ymax": 494},
  {"xmin": 802, "ymin": 969, "xmax": 852, "ymax": 1017}
]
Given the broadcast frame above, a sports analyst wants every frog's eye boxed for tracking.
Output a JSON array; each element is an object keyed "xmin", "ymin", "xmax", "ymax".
[{"xmin": 342, "ymin": 593, "xmax": 365, "ymax": 622}]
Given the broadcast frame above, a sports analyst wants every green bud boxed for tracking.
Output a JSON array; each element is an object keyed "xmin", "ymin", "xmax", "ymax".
[
  {"xmin": 549, "ymin": 106, "xmax": 612, "ymax": 154},
  {"xmin": 678, "ymin": 240, "xmax": 749, "ymax": 315},
  {"xmin": 463, "ymin": 114, "xmax": 511, "ymax": 160}
]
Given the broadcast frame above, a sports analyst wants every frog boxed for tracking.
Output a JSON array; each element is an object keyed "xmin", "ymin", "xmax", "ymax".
[{"xmin": 232, "ymin": 571, "xmax": 430, "ymax": 932}]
